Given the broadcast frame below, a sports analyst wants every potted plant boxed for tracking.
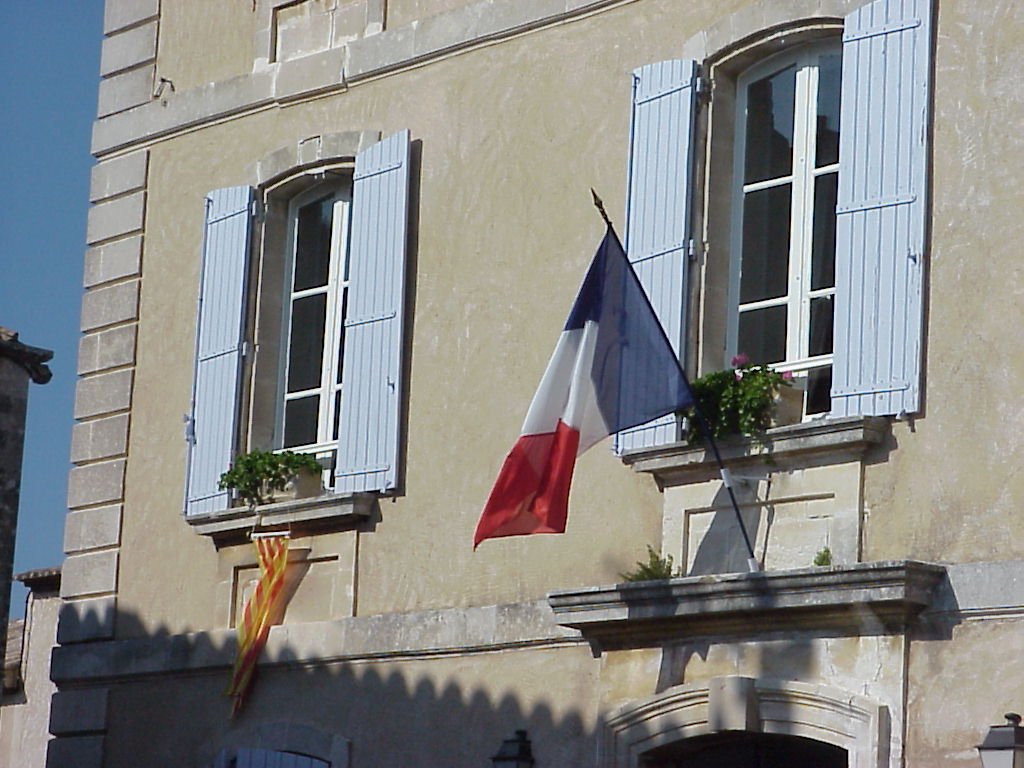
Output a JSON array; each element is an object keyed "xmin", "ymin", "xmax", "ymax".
[
  {"xmin": 619, "ymin": 545, "xmax": 683, "ymax": 582},
  {"xmin": 683, "ymin": 354, "xmax": 796, "ymax": 444},
  {"xmin": 219, "ymin": 450, "xmax": 324, "ymax": 509}
]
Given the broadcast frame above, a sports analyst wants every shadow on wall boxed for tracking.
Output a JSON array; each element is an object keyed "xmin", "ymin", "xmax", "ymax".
[{"xmin": 52, "ymin": 601, "xmax": 595, "ymax": 767}]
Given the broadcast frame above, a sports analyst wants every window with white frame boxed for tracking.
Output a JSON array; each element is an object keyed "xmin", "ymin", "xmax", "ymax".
[
  {"xmin": 729, "ymin": 42, "xmax": 841, "ymax": 415},
  {"xmin": 185, "ymin": 131, "xmax": 411, "ymax": 518},
  {"xmin": 618, "ymin": 0, "xmax": 933, "ymax": 455},
  {"xmin": 278, "ymin": 183, "xmax": 351, "ymax": 454}
]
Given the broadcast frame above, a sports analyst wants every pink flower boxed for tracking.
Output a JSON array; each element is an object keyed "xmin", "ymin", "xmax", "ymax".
[
  {"xmin": 731, "ymin": 353, "xmax": 750, "ymax": 368},
  {"xmin": 782, "ymin": 370, "xmax": 794, "ymax": 381},
  {"xmin": 735, "ymin": 369, "xmax": 744, "ymax": 380}
]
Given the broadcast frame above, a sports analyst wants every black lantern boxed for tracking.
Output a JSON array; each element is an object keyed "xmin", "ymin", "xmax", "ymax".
[
  {"xmin": 978, "ymin": 713, "xmax": 1024, "ymax": 768},
  {"xmin": 491, "ymin": 729, "xmax": 535, "ymax": 767}
]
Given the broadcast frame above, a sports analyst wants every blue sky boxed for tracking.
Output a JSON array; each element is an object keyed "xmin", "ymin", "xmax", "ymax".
[{"xmin": 1, "ymin": 4, "xmax": 105, "ymax": 617}]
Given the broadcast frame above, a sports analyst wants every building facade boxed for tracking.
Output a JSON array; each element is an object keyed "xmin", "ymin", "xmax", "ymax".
[
  {"xmin": 46, "ymin": 0, "xmax": 1024, "ymax": 766},
  {"xmin": 0, "ymin": 569, "xmax": 61, "ymax": 768}
]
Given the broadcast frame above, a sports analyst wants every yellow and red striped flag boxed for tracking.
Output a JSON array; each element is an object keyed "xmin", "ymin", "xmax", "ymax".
[{"xmin": 226, "ymin": 534, "xmax": 289, "ymax": 716}]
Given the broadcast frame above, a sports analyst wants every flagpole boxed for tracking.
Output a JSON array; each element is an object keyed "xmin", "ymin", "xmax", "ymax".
[{"xmin": 590, "ymin": 190, "xmax": 760, "ymax": 573}]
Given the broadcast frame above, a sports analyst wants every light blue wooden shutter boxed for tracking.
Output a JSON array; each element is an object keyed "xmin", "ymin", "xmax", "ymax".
[
  {"xmin": 185, "ymin": 186, "xmax": 253, "ymax": 516},
  {"xmin": 616, "ymin": 59, "xmax": 699, "ymax": 453},
  {"xmin": 334, "ymin": 130, "xmax": 410, "ymax": 493},
  {"xmin": 831, "ymin": 0, "xmax": 933, "ymax": 417}
]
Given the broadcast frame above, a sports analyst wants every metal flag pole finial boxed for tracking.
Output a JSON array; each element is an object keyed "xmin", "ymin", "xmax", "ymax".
[{"xmin": 590, "ymin": 188, "xmax": 613, "ymax": 229}]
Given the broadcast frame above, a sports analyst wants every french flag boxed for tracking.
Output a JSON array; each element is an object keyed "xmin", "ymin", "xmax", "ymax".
[{"xmin": 474, "ymin": 227, "xmax": 695, "ymax": 547}]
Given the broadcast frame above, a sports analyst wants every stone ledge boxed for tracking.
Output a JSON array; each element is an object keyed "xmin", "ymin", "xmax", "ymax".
[
  {"xmin": 186, "ymin": 493, "xmax": 375, "ymax": 543},
  {"xmin": 50, "ymin": 599, "xmax": 579, "ymax": 683},
  {"xmin": 622, "ymin": 416, "xmax": 890, "ymax": 488},
  {"xmin": 92, "ymin": 0, "xmax": 627, "ymax": 155},
  {"xmin": 547, "ymin": 560, "xmax": 945, "ymax": 653}
]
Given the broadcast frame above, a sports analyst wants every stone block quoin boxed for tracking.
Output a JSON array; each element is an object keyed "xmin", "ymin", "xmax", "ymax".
[{"xmin": 61, "ymin": 48, "xmax": 153, "ymax": 645}]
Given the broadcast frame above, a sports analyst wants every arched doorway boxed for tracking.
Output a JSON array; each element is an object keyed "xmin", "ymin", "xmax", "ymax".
[
  {"xmin": 641, "ymin": 731, "xmax": 847, "ymax": 767},
  {"xmin": 601, "ymin": 677, "xmax": 888, "ymax": 768}
]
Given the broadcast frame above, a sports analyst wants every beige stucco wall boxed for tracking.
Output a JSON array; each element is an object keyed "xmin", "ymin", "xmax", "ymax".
[
  {"xmin": 908, "ymin": 617, "xmax": 1024, "ymax": 766},
  {"xmin": 101, "ymin": 643, "xmax": 598, "ymax": 766},
  {"xmin": 116, "ymin": 0, "xmax": 752, "ymax": 638},
  {"xmin": 155, "ymin": 2, "xmax": 255, "ymax": 93},
  {"xmin": 0, "ymin": 592, "xmax": 59, "ymax": 767}
]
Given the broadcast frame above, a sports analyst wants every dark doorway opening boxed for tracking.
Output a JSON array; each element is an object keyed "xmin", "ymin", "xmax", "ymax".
[{"xmin": 641, "ymin": 731, "xmax": 847, "ymax": 767}]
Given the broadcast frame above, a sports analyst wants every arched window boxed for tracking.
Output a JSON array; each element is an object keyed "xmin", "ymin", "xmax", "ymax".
[{"xmin": 729, "ymin": 41, "xmax": 842, "ymax": 415}]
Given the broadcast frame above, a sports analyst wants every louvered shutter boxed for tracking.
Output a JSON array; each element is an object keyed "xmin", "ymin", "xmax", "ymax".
[
  {"xmin": 185, "ymin": 186, "xmax": 254, "ymax": 516},
  {"xmin": 334, "ymin": 131, "xmax": 411, "ymax": 493},
  {"xmin": 616, "ymin": 60, "xmax": 699, "ymax": 453},
  {"xmin": 831, "ymin": 0, "xmax": 933, "ymax": 417}
]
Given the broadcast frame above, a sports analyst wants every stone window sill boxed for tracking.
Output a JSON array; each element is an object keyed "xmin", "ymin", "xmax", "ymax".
[
  {"xmin": 547, "ymin": 560, "xmax": 945, "ymax": 654},
  {"xmin": 621, "ymin": 415, "xmax": 890, "ymax": 488},
  {"xmin": 187, "ymin": 493, "xmax": 374, "ymax": 543}
]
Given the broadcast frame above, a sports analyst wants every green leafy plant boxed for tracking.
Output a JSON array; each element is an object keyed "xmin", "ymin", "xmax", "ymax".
[
  {"xmin": 813, "ymin": 546, "xmax": 833, "ymax": 567},
  {"xmin": 683, "ymin": 354, "xmax": 793, "ymax": 444},
  {"xmin": 219, "ymin": 450, "xmax": 323, "ymax": 509},
  {"xmin": 620, "ymin": 546, "xmax": 683, "ymax": 582}
]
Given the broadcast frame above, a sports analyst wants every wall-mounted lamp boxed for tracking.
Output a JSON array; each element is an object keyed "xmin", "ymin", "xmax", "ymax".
[
  {"xmin": 491, "ymin": 729, "xmax": 535, "ymax": 767},
  {"xmin": 978, "ymin": 713, "xmax": 1024, "ymax": 768}
]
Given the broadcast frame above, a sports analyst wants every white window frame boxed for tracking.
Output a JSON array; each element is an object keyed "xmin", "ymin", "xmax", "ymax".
[
  {"xmin": 276, "ymin": 182, "xmax": 352, "ymax": 462},
  {"xmin": 726, "ymin": 40, "xmax": 841, "ymax": 412}
]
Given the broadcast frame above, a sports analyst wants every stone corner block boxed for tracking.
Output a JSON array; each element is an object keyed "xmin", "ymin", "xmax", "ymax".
[
  {"xmin": 57, "ymin": 596, "xmax": 117, "ymax": 644},
  {"xmin": 86, "ymin": 191, "xmax": 146, "ymax": 246},
  {"xmin": 64, "ymin": 505, "xmax": 123, "ymax": 554},
  {"xmin": 47, "ymin": 734, "xmax": 105, "ymax": 768},
  {"xmin": 97, "ymin": 65, "xmax": 155, "ymax": 118},
  {"xmin": 60, "ymin": 550, "xmax": 120, "ymax": 599},
  {"xmin": 89, "ymin": 150, "xmax": 149, "ymax": 203},
  {"xmin": 77, "ymin": 325, "xmax": 137, "ymax": 375},
  {"xmin": 67, "ymin": 459, "xmax": 127, "ymax": 510},
  {"xmin": 50, "ymin": 688, "xmax": 109, "ymax": 736},
  {"xmin": 104, "ymin": 0, "xmax": 160, "ymax": 35},
  {"xmin": 80, "ymin": 280, "xmax": 140, "ymax": 332},
  {"xmin": 100, "ymin": 20, "xmax": 158, "ymax": 77},
  {"xmin": 83, "ymin": 235, "xmax": 143, "ymax": 288},
  {"xmin": 74, "ymin": 369, "xmax": 134, "ymax": 420},
  {"xmin": 70, "ymin": 413, "xmax": 130, "ymax": 463}
]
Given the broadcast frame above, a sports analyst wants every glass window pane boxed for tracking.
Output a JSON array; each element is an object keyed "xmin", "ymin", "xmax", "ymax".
[
  {"xmin": 740, "ymin": 185, "xmax": 792, "ymax": 303},
  {"xmin": 811, "ymin": 173, "xmax": 838, "ymax": 290},
  {"xmin": 287, "ymin": 294, "xmax": 327, "ymax": 392},
  {"xmin": 807, "ymin": 366, "xmax": 832, "ymax": 414},
  {"xmin": 738, "ymin": 305, "xmax": 787, "ymax": 365},
  {"xmin": 809, "ymin": 295, "xmax": 834, "ymax": 357},
  {"xmin": 332, "ymin": 390, "xmax": 342, "ymax": 441},
  {"xmin": 336, "ymin": 290, "xmax": 348, "ymax": 384},
  {"xmin": 293, "ymin": 196, "xmax": 334, "ymax": 291},
  {"xmin": 815, "ymin": 52, "xmax": 842, "ymax": 168},
  {"xmin": 283, "ymin": 396, "xmax": 319, "ymax": 448},
  {"xmin": 744, "ymin": 65, "xmax": 796, "ymax": 184}
]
